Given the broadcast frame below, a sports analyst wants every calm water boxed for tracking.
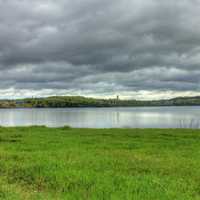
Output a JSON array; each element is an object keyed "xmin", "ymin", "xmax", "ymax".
[{"xmin": 0, "ymin": 106, "xmax": 199, "ymax": 128}]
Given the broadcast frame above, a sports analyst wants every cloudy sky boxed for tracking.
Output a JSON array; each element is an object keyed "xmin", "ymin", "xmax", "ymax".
[{"xmin": 0, "ymin": 0, "xmax": 200, "ymax": 100}]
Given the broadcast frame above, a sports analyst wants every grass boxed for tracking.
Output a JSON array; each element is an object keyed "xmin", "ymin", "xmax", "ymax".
[{"xmin": 0, "ymin": 126, "xmax": 200, "ymax": 199}]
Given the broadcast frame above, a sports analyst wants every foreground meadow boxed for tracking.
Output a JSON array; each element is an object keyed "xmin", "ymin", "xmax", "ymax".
[{"xmin": 0, "ymin": 127, "xmax": 200, "ymax": 200}]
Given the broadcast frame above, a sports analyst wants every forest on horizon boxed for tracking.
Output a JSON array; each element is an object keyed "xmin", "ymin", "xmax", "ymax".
[{"xmin": 0, "ymin": 96, "xmax": 200, "ymax": 108}]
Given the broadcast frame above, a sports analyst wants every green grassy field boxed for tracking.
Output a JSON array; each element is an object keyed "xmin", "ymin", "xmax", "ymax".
[{"xmin": 1, "ymin": 127, "xmax": 200, "ymax": 200}]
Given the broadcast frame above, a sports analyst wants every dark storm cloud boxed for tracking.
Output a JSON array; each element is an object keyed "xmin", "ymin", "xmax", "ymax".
[{"xmin": 0, "ymin": 0, "xmax": 200, "ymax": 98}]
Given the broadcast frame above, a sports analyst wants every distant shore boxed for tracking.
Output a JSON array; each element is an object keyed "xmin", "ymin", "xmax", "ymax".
[{"xmin": 1, "ymin": 95, "xmax": 200, "ymax": 108}]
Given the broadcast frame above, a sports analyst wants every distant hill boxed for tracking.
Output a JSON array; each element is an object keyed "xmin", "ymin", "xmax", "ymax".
[{"xmin": 0, "ymin": 96, "xmax": 200, "ymax": 108}]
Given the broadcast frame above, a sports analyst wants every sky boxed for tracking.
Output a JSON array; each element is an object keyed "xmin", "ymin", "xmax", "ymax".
[{"xmin": 0, "ymin": 0, "xmax": 200, "ymax": 100}]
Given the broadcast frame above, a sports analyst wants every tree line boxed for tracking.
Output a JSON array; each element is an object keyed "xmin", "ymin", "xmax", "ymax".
[{"xmin": 0, "ymin": 96, "xmax": 200, "ymax": 108}]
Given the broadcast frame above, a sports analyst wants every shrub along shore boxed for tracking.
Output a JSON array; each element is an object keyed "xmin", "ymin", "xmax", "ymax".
[{"xmin": 0, "ymin": 127, "xmax": 200, "ymax": 199}]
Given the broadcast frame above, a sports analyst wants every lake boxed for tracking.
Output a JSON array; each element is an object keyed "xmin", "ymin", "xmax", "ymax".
[{"xmin": 0, "ymin": 106, "xmax": 199, "ymax": 128}]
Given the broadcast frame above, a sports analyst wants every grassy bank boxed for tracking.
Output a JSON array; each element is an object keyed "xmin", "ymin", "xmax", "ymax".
[{"xmin": 0, "ymin": 127, "xmax": 200, "ymax": 200}]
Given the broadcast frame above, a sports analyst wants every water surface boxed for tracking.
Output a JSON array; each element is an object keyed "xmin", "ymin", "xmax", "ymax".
[{"xmin": 0, "ymin": 106, "xmax": 199, "ymax": 128}]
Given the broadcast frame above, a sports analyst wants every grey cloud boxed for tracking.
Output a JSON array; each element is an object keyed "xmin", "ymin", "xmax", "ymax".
[{"xmin": 0, "ymin": 0, "xmax": 200, "ymax": 98}]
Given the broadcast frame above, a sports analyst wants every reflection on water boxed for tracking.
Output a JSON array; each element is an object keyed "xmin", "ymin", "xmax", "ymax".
[{"xmin": 0, "ymin": 106, "xmax": 200, "ymax": 128}]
